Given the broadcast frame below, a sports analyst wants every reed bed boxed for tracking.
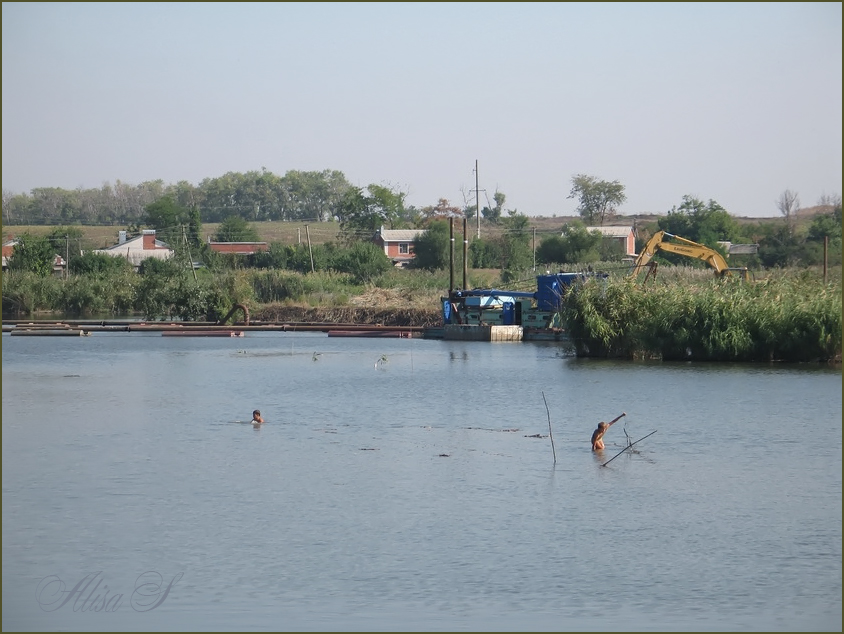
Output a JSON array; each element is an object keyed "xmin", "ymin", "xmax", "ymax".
[{"xmin": 562, "ymin": 269, "xmax": 842, "ymax": 362}]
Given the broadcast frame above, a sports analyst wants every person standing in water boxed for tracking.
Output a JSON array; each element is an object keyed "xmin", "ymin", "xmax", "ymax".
[
  {"xmin": 252, "ymin": 410, "xmax": 264, "ymax": 424},
  {"xmin": 591, "ymin": 412, "xmax": 625, "ymax": 451}
]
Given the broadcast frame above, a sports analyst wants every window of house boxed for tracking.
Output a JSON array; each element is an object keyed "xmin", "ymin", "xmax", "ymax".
[{"xmin": 399, "ymin": 243, "xmax": 409, "ymax": 254}]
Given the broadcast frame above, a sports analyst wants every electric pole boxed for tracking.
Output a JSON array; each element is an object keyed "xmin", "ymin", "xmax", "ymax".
[{"xmin": 475, "ymin": 159, "xmax": 480, "ymax": 239}]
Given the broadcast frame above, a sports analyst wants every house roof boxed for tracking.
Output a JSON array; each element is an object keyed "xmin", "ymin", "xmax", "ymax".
[
  {"xmin": 584, "ymin": 226, "xmax": 634, "ymax": 237},
  {"xmin": 94, "ymin": 233, "xmax": 170, "ymax": 252},
  {"xmin": 377, "ymin": 228, "xmax": 426, "ymax": 242},
  {"xmin": 91, "ymin": 231, "xmax": 173, "ymax": 267}
]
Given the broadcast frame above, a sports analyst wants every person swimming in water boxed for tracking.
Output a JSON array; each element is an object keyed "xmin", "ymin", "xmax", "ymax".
[
  {"xmin": 252, "ymin": 409, "xmax": 264, "ymax": 424},
  {"xmin": 591, "ymin": 412, "xmax": 625, "ymax": 451}
]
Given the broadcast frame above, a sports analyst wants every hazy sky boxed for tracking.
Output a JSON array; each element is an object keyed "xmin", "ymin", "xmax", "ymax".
[{"xmin": 2, "ymin": 2, "xmax": 841, "ymax": 218}]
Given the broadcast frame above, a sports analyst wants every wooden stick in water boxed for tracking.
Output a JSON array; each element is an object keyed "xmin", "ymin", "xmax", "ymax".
[
  {"xmin": 601, "ymin": 430, "xmax": 657, "ymax": 467},
  {"xmin": 542, "ymin": 391, "xmax": 556, "ymax": 464}
]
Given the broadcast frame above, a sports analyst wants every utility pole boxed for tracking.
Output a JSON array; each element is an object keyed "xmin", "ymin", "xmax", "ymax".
[
  {"xmin": 183, "ymin": 226, "xmax": 198, "ymax": 282},
  {"xmin": 65, "ymin": 234, "xmax": 69, "ymax": 280},
  {"xmin": 449, "ymin": 218, "xmax": 455, "ymax": 294},
  {"xmin": 533, "ymin": 227, "xmax": 536, "ymax": 272},
  {"xmin": 475, "ymin": 159, "xmax": 480, "ymax": 239},
  {"xmin": 462, "ymin": 217, "xmax": 468, "ymax": 290},
  {"xmin": 305, "ymin": 225, "xmax": 315, "ymax": 273}
]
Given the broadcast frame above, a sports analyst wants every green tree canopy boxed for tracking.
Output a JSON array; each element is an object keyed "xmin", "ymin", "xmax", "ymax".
[
  {"xmin": 568, "ymin": 174, "xmax": 627, "ymax": 225},
  {"xmin": 7, "ymin": 233, "xmax": 56, "ymax": 276},
  {"xmin": 551, "ymin": 222, "xmax": 603, "ymax": 264},
  {"xmin": 658, "ymin": 195, "xmax": 740, "ymax": 245},
  {"xmin": 336, "ymin": 184, "xmax": 408, "ymax": 242},
  {"xmin": 213, "ymin": 215, "xmax": 260, "ymax": 242},
  {"xmin": 69, "ymin": 251, "xmax": 133, "ymax": 275},
  {"xmin": 144, "ymin": 196, "xmax": 191, "ymax": 247},
  {"xmin": 412, "ymin": 220, "xmax": 450, "ymax": 271},
  {"xmin": 481, "ymin": 191, "xmax": 506, "ymax": 224},
  {"xmin": 331, "ymin": 241, "xmax": 392, "ymax": 284}
]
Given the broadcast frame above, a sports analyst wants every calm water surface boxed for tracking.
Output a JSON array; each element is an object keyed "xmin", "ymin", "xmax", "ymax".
[{"xmin": 2, "ymin": 332, "xmax": 841, "ymax": 631}]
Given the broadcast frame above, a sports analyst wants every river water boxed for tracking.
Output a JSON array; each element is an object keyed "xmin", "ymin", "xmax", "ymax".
[{"xmin": 2, "ymin": 331, "xmax": 841, "ymax": 632}]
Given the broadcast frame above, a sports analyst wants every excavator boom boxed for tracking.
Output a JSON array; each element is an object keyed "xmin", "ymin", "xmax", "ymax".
[{"xmin": 631, "ymin": 231, "xmax": 750, "ymax": 280}]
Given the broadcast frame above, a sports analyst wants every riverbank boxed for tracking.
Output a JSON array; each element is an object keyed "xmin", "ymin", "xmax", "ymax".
[{"xmin": 251, "ymin": 305, "xmax": 442, "ymax": 328}]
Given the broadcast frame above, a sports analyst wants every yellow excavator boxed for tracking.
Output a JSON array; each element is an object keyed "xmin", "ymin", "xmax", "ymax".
[{"xmin": 630, "ymin": 231, "xmax": 753, "ymax": 281}]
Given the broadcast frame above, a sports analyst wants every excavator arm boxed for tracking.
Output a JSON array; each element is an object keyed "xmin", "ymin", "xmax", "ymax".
[{"xmin": 631, "ymin": 231, "xmax": 749, "ymax": 280}]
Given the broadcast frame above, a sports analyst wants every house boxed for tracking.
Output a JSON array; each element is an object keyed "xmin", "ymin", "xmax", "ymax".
[
  {"xmin": 566, "ymin": 226, "xmax": 636, "ymax": 256},
  {"xmin": 1, "ymin": 238, "xmax": 16, "ymax": 269},
  {"xmin": 206, "ymin": 239, "xmax": 269, "ymax": 255},
  {"xmin": 2, "ymin": 237, "xmax": 67, "ymax": 276},
  {"xmin": 92, "ymin": 230, "xmax": 173, "ymax": 269},
  {"xmin": 717, "ymin": 241, "xmax": 759, "ymax": 255},
  {"xmin": 374, "ymin": 226, "xmax": 426, "ymax": 267}
]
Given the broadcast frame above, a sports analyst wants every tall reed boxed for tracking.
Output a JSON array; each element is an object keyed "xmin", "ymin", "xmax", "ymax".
[{"xmin": 563, "ymin": 271, "xmax": 842, "ymax": 362}]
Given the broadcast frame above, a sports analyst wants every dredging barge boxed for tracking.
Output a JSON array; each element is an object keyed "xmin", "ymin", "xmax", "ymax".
[{"xmin": 437, "ymin": 271, "xmax": 604, "ymax": 342}]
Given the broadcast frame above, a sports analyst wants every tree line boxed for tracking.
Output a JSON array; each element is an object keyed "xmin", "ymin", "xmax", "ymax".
[
  {"xmin": 4, "ymin": 169, "xmax": 841, "ymax": 274},
  {"xmin": 1, "ymin": 168, "xmax": 501, "ymax": 228}
]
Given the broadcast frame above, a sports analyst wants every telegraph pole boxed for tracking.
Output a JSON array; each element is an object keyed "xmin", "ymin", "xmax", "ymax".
[{"xmin": 475, "ymin": 159, "xmax": 480, "ymax": 239}]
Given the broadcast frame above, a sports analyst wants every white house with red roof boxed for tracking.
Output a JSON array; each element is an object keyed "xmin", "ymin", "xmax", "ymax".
[{"xmin": 92, "ymin": 230, "xmax": 173, "ymax": 269}]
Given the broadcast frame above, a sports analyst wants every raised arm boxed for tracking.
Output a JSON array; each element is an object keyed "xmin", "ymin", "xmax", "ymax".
[{"xmin": 608, "ymin": 412, "xmax": 626, "ymax": 427}]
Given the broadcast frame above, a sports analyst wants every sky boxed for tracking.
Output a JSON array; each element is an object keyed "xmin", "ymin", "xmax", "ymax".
[{"xmin": 2, "ymin": 2, "xmax": 841, "ymax": 218}]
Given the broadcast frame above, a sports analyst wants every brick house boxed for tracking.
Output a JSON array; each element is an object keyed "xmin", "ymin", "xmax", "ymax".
[
  {"xmin": 373, "ymin": 226, "xmax": 426, "ymax": 267},
  {"xmin": 580, "ymin": 226, "xmax": 637, "ymax": 256}
]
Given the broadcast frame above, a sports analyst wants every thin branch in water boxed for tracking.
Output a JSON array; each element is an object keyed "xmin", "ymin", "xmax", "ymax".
[
  {"xmin": 601, "ymin": 430, "xmax": 657, "ymax": 467},
  {"xmin": 542, "ymin": 391, "xmax": 556, "ymax": 464},
  {"xmin": 623, "ymin": 422, "xmax": 633, "ymax": 448}
]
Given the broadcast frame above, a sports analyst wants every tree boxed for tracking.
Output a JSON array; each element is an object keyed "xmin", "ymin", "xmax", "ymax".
[
  {"xmin": 337, "ymin": 187, "xmax": 370, "ymax": 241},
  {"xmin": 809, "ymin": 194, "xmax": 842, "ymax": 243},
  {"xmin": 331, "ymin": 241, "xmax": 392, "ymax": 284},
  {"xmin": 412, "ymin": 220, "xmax": 450, "ymax": 271},
  {"xmin": 422, "ymin": 198, "xmax": 463, "ymax": 222},
  {"xmin": 213, "ymin": 216, "xmax": 260, "ymax": 242},
  {"xmin": 46, "ymin": 226, "xmax": 84, "ymax": 272},
  {"xmin": 336, "ymin": 184, "xmax": 408, "ymax": 242},
  {"xmin": 469, "ymin": 238, "xmax": 505, "ymax": 268},
  {"xmin": 498, "ymin": 209, "xmax": 532, "ymax": 273},
  {"xmin": 187, "ymin": 205, "xmax": 203, "ymax": 249},
  {"xmin": 144, "ymin": 196, "xmax": 190, "ymax": 246},
  {"xmin": 776, "ymin": 189, "xmax": 800, "ymax": 236},
  {"xmin": 540, "ymin": 222, "xmax": 602, "ymax": 264},
  {"xmin": 658, "ymin": 195, "xmax": 740, "ymax": 244},
  {"xmin": 367, "ymin": 184, "xmax": 407, "ymax": 230},
  {"xmin": 568, "ymin": 175, "xmax": 626, "ymax": 225},
  {"xmin": 7, "ymin": 233, "xmax": 56, "ymax": 276},
  {"xmin": 70, "ymin": 251, "xmax": 133, "ymax": 275},
  {"xmin": 757, "ymin": 223, "xmax": 804, "ymax": 268},
  {"xmin": 481, "ymin": 191, "xmax": 505, "ymax": 224}
]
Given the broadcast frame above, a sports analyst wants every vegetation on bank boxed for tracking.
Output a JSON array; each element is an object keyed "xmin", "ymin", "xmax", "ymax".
[
  {"xmin": 562, "ymin": 269, "xmax": 841, "ymax": 362},
  {"xmin": 2, "ymin": 184, "xmax": 841, "ymax": 363}
]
